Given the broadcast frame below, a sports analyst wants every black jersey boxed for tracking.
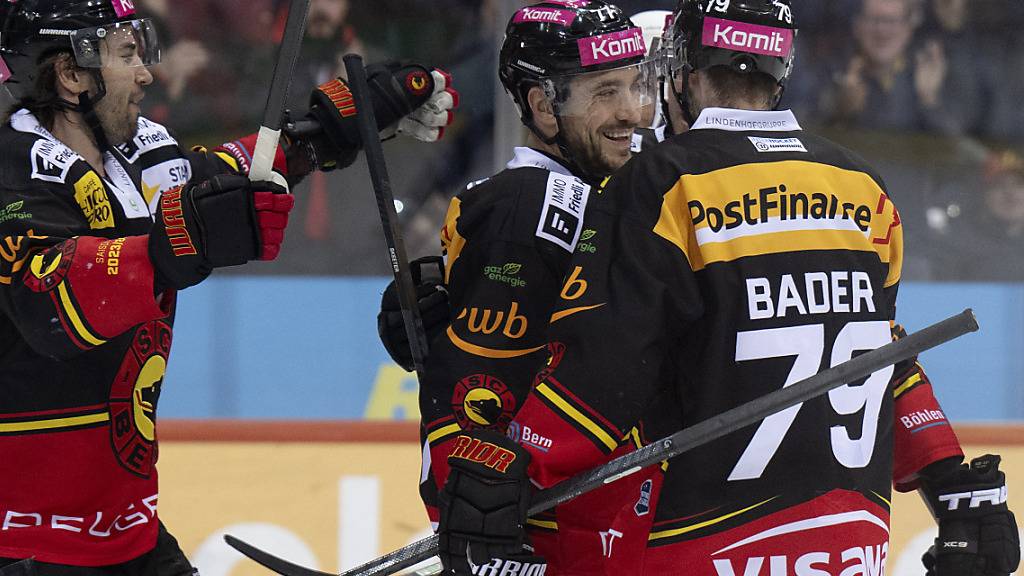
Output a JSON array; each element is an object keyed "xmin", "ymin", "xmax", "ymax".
[
  {"xmin": 511, "ymin": 108, "xmax": 904, "ymax": 574},
  {"xmin": 422, "ymin": 146, "xmax": 669, "ymax": 573},
  {"xmin": 420, "ymin": 147, "xmax": 593, "ymax": 516},
  {"xmin": 0, "ymin": 110, "xmax": 239, "ymax": 565}
]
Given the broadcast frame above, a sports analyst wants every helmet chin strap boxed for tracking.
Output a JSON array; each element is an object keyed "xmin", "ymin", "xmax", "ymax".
[
  {"xmin": 658, "ymin": 75, "xmax": 678, "ymax": 137},
  {"xmin": 523, "ymin": 113, "xmax": 604, "ymax": 186},
  {"xmin": 63, "ymin": 68, "xmax": 112, "ymax": 152},
  {"xmin": 671, "ymin": 67, "xmax": 698, "ymax": 128},
  {"xmin": 78, "ymin": 91, "xmax": 112, "ymax": 152},
  {"xmin": 56, "ymin": 67, "xmax": 142, "ymax": 188}
]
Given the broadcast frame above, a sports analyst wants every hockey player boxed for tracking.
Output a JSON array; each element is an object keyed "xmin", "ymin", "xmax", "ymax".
[
  {"xmin": 380, "ymin": 2, "xmax": 666, "ymax": 574},
  {"xmin": 0, "ymin": 0, "xmax": 456, "ymax": 574},
  {"xmin": 436, "ymin": 1, "xmax": 1020, "ymax": 575}
]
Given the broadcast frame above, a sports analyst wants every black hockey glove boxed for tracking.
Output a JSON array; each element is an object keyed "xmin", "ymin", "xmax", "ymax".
[
  {"xmin": 438, "ymin": 430, "xmax": 547, "ymax": 576},
  {"xmin": 921, "ymin": 454, "xmax": 1020, "ymax": 576},
  {"xmin": 287, "ymin": 63, "xmax": 458, "ymax": 172},
  {"xmin": 149, "ymin": 174, "xmax": 294, "ymax": 291},
  {"xmin": 378, "ymin": 256, "xmax": 449, "ymax": 371},
  {"xmin": 0, "ymin": 559, "xmax": 36, "ymax": 576}
]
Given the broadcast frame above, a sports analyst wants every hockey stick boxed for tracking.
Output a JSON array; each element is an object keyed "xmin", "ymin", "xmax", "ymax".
[
  {"xmin": 342, "ymin": 54, "xmax": 430, "ymax": 377},
  {"xmin": 225, "ymin": 309, "xmax": 979, "ymax": 576},
  {"xmin": 249, "ymin": 0, "xmax": 311, "ymax": 186}
]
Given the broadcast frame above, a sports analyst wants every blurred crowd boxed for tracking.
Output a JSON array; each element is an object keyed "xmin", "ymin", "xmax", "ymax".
[{"xmin": 138, "ymin": 0, "xmax": 1024, "ymax": 281}]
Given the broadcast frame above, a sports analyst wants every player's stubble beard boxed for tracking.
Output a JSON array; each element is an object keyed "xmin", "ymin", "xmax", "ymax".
[
  {"xmin": 562, "ymin": 119, "xmax": 634, "ymax": 181},
  {"xmin": 93, "ymin": 88, "xmax": 143, "ymax": 146}
]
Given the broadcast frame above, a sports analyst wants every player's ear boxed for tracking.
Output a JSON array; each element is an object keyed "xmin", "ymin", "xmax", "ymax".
[
  {"xmin": 527, "ymin": 85, "xmax": 558, "ymax": 141},
  {"xmin": 53, "ymin": 53, "xmax": 90, "ymax": 99}
]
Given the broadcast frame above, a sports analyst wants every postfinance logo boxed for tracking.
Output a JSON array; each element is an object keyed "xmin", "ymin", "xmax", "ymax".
[{"xmin": 688, "ymin": 183, "xmax": 874, "ymax": 236}]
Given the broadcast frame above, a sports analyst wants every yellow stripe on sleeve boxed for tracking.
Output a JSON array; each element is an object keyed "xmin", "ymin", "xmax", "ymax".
[
  {"xmin": 214, "ymin": 151, "xmax": 241, "ymax": 173},
  {"xmin": 536, "ymin": 382, "xmax": 618, "ymax": 452},
  {"xmin": 648, "ymin": 498, "xmax": 776, "ymax": 542},
  {"xmin": 426, "ymin": 422, "xmax": 463, "ymax": 445},
  {"xmin": 0, "ymin": 412, "xmax": 109, "ymax": 434},
  {"xmin": 893, "ymin": 372, "xmax": 923, "ymax": 398},
  {"xmin": 57, "ymin": 282, "xmax": 106, "ymax": 346},
  {"xmin": 526, "ymin": 518, "xmax": 558, "ymax": 530}
]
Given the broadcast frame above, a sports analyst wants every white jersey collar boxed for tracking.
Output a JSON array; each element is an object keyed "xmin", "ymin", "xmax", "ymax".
[
  {"xmin": 689, "ymin": 108, "xmax": 802, "ymax": 132},
  {"xmin": 10, "ymin": 108, "xmax": 62, "ymax": 141},
  {"xmin": 10, "ymin": 109, "xmax": 151, "ymax": 219},
  {"xmin": 506, "ymin": 147, "xmax": 574, "ymax": 176}
]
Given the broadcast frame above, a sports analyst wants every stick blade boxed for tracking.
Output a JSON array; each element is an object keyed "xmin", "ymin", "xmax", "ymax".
[{"xmin": 224, "ymin": 534, "xmax": 336, "ymax": 576}]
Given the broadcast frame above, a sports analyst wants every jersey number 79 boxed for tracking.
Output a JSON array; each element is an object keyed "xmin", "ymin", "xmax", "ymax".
[{"xmin": 728, "ymin": 321, "xmax": 893, "ymax": 481}]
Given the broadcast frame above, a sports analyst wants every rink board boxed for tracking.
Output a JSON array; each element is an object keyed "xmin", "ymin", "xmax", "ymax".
[{"xmin": 156, "ymin": 422, "xmax": 1024, "ymax": 576}]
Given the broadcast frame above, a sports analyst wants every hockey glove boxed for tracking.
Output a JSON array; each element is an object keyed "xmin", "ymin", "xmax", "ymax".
[
  {"xmin": 378, "ymin": 256, "xmax": 449, "ymax": 371},
  {"xmin": 921, "ymin": 454, "xmax": 1020, "ymax": 576},
  {"xmin": 149, "ymin": 174, "xmax": 294, "ymax": 291},
  {"xmin": 438, "ymin": 430, "xmax": 547, "ymax": 576},
  {"xmin": 290, "ymin": 63, "xmax": 458, "ymax": 171}
]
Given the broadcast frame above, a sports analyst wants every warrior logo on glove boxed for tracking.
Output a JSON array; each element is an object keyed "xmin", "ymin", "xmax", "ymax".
[{"xmin": 450, "ymin": 433, "xmax": 519, "ymax": 473}]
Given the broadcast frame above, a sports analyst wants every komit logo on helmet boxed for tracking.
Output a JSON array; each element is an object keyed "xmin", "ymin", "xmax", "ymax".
[
  {"xmin": 514, "ymin": 7, "xmax": 576, "ymax": 26},
  {"xmin": 112, "ymin": 0, "xmax": 137, "ymax": 18},
  {"xmin": 578, "ymin": 27, "xmax": 646, "ymax": 66},
  {"xmin": 702, "ymin": 17, "xmax": 793, "ymax": 58}
]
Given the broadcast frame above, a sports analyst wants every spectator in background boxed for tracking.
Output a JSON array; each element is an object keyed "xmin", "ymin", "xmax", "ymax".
[
  {"xmin": 919, "ymin": 0, "xmax": 1000, "ymax": 137},
  {"xmin": 138, "ymin": 0, "xmax": 210, "ymax": 128},
  {"xmin": 978, "ymin": 2, "xmax": 1024, "ymax": 141},
  {"xmin": 820, "ymin": 0, "xmax": 962, "ymax": 134},
  {"xmin": 282, "ymin": 0, "xmax": 366, "ymax": 247},
  {"xmin": 294, "ymin": 0, "xmax": 364, "ymax": 86},
  {"xmin": 929, "ymin": 150, "xmax": 1024, "ymax": 281},
  {"xmin": 162, "ymin": 0, "xmax": 278, "ymax": 140}
]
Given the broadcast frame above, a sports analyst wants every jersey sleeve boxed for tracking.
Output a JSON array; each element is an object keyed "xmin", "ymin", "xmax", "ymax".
[
  {"xmin": 421, "ymin": 176, "xmax": 584, "ymax": 498},
  {"xmin": 889, "ymin": 322, "xmax": 964, "ymax": 491},
  {"xmin": 190, "ymin": 133, "xmax": 296, "ymax": 184},
  {"xmin": 0, "ymin": 191, "xmax": 167, "ymax": 360},
  {"xmin": 510, "ymin": 158, "xmax": 704, "ymax": 488},
  {"xmin": 877, "ymin": 203, "xmax": 962, "ymax": 490}
]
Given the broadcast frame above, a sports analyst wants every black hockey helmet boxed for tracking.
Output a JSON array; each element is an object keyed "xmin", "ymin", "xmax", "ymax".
[
  {"xmin": 0, "ymin": 0, "xmax": 160, "ymax": 102},
  {"xmin": 499, "ymin": 0, "xmax": 650, "ymax": 131},
  {"xmin": 670, "ymin": 0, "xmax": 796, "ymax": 86}
]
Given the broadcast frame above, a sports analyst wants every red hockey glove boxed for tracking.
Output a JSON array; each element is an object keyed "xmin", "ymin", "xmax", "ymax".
[
  {"xmin": 921, "ymin": 454, "xmax": 1020, "ymax": 576},
  {"xmin": 438, "ymin": 430, "xmax": 547, "ymax": 576},
  {"xmin": 149, "ymin": 174, "xmax": 294, "ymax": 291},
  {"xmin": 377, "ymin": 256, "xmax": 449, "ymax": 371},
  {"xmin": 289, "ymin": 63, "xmax": 458, "ymax": 171}
]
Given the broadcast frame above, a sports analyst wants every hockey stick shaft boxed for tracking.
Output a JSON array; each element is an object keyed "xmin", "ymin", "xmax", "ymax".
[
  {"xmin": 249, "ymin": 0, "xmax": 311, "ymax": 183},
  {"xmin": 343, "ymin": 54, "xmax": 430, "ymax": 377},
  {"xmin": 333, "ymin": 308, "xmax": 979, "ymax": 576},
  {"xmin": 224, "ymin": 310, "xmax": 978, "ymax": 576}
]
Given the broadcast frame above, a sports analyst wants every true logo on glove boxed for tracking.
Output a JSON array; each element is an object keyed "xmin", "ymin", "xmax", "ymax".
[
  {"xmin": 318, "ymin": 79, "xmax": 357, "ymax": 118},
  {"xmin": 450, "ymin": 434, "xmax": 517, "ymax": 473},
  {"xmin": 939, "ymin": 486, "xmax": 1008, "ymax": 511},
  {"xmin": 159, "ymin": 186, "xmax": 197, "ymax": 256}
]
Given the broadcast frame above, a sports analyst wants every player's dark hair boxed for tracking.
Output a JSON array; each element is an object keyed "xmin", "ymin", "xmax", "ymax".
[
  {"xmin": 701, "ymin": 65, "xmax": 777, "ymax": 111},
  {"xmin": 9, "ymin": 51, "xmax": 80, "ymax": 130}
]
